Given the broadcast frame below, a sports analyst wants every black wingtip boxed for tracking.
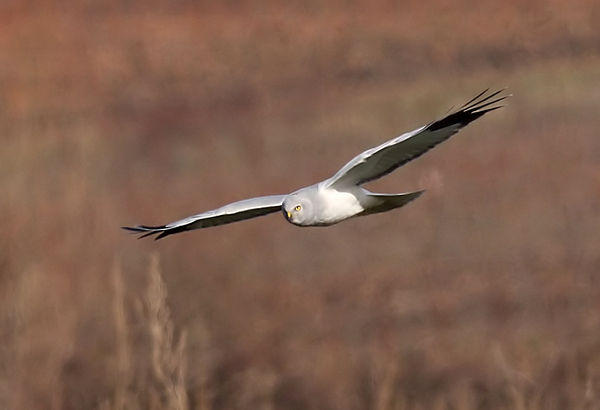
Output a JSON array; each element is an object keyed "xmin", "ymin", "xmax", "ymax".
[
  {"xmin": 139, "ymin": 231, "xmax": 159, "ymax": 239},
  {"xmin": 122, "ymin": 226, "xmax": 141, "ymax": 232},
  {"xmin": 121, "ymin": 225, "xmax": 168, "ymax": 240},
  {"xmin": 458, "ymin": 88, "xmax": 490, "ymax": 110},
  {"xmin": 427, "ymin": 89, "xmax": 510, "ymax": 132},
  {"xmin": 155, "ymin": 231, "xmax": 170, "ymax": 240}
]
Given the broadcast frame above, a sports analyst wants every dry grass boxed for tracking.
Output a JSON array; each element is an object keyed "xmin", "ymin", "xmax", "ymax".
[
  {"xmin": 1, "ymin": 1, "xmax": 600, "ymax": 409},
  {"xmin": 101, "ymin": 256, "xmax": 188, "ymax": 410},
  {"xmin": 144, "ymin": 255, "xmax": 188, "ymax": 410}
]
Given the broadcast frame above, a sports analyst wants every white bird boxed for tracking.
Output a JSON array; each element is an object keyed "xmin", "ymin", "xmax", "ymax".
[{"xmin": 124, "ymin": 89, "xmax": 508, "ymax": 239}]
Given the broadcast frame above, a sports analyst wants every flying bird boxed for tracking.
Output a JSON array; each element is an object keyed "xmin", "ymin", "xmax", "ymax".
[{"xmin": 124, "ymin": 89, "xmax": 508, "ymax": 239}]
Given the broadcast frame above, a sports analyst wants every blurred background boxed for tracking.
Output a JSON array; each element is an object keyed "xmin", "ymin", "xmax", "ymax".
[{"xmin": 1, "ymin": 1, "xmax": 600, "ymax": 409}]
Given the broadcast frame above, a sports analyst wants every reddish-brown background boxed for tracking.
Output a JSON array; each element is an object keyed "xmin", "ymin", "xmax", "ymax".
[{"xmin": 1, "ymin": 1, "xmax": 600, "ymax": 409}]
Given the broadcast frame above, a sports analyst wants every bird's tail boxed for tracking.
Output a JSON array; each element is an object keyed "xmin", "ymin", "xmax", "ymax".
[{"xmin": 359, "ymin": 190, "xmax": 424, "ymax": 216}]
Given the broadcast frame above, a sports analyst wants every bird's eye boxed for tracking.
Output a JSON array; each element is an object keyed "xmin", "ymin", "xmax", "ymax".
[{"xmin": 294, "ymin": 205, "xmax": 302, "ymax": 212}]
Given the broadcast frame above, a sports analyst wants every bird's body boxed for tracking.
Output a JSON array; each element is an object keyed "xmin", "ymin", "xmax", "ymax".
[
  {"xmin": 284, "ymin": 183, "xmax": 365, "ymax": 226},
  {"xmin": 124, "ymin": 89, "xmax": 508, "ymax": 239},
  {"xmin": 316, "ymin": 185, "xmax": 365, "ymax": 225}
]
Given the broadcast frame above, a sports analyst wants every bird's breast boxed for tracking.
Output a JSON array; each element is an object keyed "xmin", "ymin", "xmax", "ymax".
[{"xmin": 314, "ymin": 187, "xmax": 364, "ymax": 225}]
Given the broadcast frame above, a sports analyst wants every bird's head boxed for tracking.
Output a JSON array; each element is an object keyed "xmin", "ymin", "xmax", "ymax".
[{"xmin": 282, "ymin": 194, "xmax": 313, "ymax": 226}]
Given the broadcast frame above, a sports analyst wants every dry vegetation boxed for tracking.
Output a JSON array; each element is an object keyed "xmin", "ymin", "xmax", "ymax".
[{"xmin": 1, "ymin": 1, "xmax": 600, "ymax": 409}]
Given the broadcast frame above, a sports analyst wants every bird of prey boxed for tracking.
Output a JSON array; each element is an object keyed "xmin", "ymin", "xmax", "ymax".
[{"xmin": 124, "ymin": 89, "xmax": 508, "ymax": 239}]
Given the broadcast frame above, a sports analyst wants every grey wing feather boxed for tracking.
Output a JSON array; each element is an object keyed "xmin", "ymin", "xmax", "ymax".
[
  {"xmin": 122, "ymin": 194, "xmax": 286, "ymax": 239},
  {"xmin": 325, "ymin": 89, "xmax": 509, "ymax": 188}
]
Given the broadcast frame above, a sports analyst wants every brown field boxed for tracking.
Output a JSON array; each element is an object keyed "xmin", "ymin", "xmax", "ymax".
[{"xmin": 1, "ymin": 1, "xmax": 600, "ymax": 409}]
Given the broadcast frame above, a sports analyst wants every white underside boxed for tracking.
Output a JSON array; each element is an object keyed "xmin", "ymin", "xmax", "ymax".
[{"xmin": 314, "ymin": 184, "xmax": 366, "ymax": 225}]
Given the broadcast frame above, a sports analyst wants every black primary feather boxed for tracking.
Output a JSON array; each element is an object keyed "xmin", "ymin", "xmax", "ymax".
[{"xmin": 427, "ymin": 88, "xmax": 509, "ymax": 132}]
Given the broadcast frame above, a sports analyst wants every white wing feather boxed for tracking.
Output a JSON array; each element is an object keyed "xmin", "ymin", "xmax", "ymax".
[
  {"xmin": 326, "ymin": 89, "xmax": 508, "ymax": 188},
  {"xmin": 123, "ymin": 195, "xmax": 285, "ymax": 239}
]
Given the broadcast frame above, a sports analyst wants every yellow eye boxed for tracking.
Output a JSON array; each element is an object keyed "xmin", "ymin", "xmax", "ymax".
[{"xmin": 294, "ymin": 205, "xmax": 302, "ymax": 212}]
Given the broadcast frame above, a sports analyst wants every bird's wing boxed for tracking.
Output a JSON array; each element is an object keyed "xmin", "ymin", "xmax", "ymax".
[
  {"xmin": 325, "ymin": 89, "xmax": 509, "ymax": 189},
  {"xmin": 122, "ymin": 194, "xmax": 286, "ymax": 239}
]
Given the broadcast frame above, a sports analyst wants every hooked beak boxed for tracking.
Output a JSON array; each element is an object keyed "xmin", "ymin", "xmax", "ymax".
[{"xmin": 286, "ymin": 211, "xmax": 292, "ymax": 220}]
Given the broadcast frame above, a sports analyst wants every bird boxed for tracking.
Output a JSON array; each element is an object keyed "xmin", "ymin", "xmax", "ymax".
[{"xmin": 123, "ymin": 89, "xmax": 508, "ymax": 240}]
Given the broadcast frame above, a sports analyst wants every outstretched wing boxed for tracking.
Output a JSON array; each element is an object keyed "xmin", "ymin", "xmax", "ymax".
[
  {"xmin": 325, "ymin": 89, "xmax": 509, "ymax": 189},
  {"xmin": 122, "ymin": 194, "xmax": 286, "ymax": 239}
]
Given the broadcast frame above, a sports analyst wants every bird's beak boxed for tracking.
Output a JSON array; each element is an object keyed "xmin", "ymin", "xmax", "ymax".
[{"xmin": 286, "ymin": 211, "xmax": 292, "ymax": 220}]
